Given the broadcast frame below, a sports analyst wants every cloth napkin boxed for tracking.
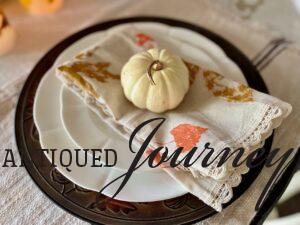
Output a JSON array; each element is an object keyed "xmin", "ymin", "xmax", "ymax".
[{"xmin": 56, "ymin": 26, "xmax": 292, "ymax": 211}]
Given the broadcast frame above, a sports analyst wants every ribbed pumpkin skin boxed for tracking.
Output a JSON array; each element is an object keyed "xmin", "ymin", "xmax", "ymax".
[{"xmin": 121, "ymin": 48, "xmax": 189, "ymax": 113}]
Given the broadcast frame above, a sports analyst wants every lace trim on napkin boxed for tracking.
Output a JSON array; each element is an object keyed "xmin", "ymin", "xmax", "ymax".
[{"xmin": 203, "ymin": 105, "xmax": 288, "ymax": 211}]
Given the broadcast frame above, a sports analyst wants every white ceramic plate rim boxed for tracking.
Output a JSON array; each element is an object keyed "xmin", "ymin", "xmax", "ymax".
[{"xmin": 33, "ymin": 30, "xmax": 187, "ymax": 202}]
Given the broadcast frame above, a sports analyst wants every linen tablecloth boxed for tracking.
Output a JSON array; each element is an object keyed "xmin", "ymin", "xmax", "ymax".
[{"xmin": 0, "ymin": 0, "xmax": 299, "ymax": 224}]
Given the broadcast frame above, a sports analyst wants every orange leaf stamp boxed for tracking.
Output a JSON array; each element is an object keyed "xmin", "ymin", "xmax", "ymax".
[
  {"xmin": 170, "ymin": 124, "xmax": 207, "ymax": 152},
  {"xmin": 135, "ymin": 33, "xmax": 156, "ymax": 49}
]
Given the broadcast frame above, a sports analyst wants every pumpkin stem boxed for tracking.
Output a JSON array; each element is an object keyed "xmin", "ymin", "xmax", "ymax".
[{"xmin": 147, "ymin": 60, "xmax": 163, "ymax": 85}]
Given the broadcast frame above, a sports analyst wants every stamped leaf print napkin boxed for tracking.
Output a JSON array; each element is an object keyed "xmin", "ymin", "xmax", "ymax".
[{"xmin": 56, "ymin": 25, "xmax": 291, "ymax": 211}]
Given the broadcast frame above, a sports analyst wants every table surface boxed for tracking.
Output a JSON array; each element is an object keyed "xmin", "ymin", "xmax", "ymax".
[
  {"xmin": 0, "ymin": 1, "xmax": 299, "ymax": 225},
  {"xmin": 218, "ymin": 0, "xmax": 300, "ymax": 43}
]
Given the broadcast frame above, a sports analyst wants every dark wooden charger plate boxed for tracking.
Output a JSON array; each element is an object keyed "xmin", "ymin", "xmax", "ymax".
[{"xmin": 15, "ymin": 17, "xmax": 287, "ymax": 225}]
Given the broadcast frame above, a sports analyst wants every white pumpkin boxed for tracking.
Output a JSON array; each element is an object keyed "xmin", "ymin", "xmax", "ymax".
[{"xmin": 121, "ymin": 48, "xmax": 189, "ymax": 113}]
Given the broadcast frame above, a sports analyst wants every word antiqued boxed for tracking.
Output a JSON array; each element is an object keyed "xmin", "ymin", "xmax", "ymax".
[{"xmin": 2, "ymin": 148, "xmax": 117, "ymax": 171}]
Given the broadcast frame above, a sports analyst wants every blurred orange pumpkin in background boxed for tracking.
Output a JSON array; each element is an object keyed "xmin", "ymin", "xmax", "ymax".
[
  {"xmin": 19, "ymin": 0, "xmax": 63, "ymax": 15},
  {"xmin": 0, "ymin": 10, "xmax": 16, "ymax": 56}
]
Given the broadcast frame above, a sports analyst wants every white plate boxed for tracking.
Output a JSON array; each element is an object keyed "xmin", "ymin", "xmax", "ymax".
[
  {"xmin": 60, "ymin": 22, "xmax": 247, "ymax": 171},
  {"xmin": 34, "ymin": 22, "xmax": 248, "ymax": 202},
  {"xmin": 33, "ymin": 30, "xmax": 187, "ymax": 202},
  {"xmin": 60, "ymin": 87, "xmax": 146, "ymax": 171}
]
